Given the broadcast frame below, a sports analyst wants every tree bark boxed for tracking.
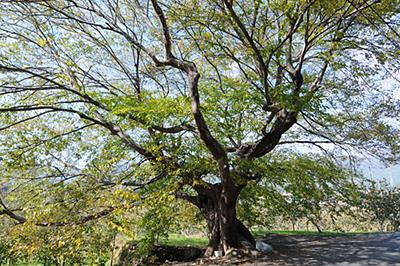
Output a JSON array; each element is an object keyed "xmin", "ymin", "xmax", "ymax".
[
  {"xmin": 190, "ymin": 183, "xmax": 256, "ymax": 257},
  {"xmin": 309, "ymin": 218, "xmax": 322, "ymax": 233}
]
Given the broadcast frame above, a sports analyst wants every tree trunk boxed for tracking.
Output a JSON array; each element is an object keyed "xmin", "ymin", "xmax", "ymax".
[
  {"xmin": 192, "ymin": 183, "xmax": 256, "ymax": 257},
  {"xmin": 309, "ymin": 218, "xmax": 322, "ymax": 233}
]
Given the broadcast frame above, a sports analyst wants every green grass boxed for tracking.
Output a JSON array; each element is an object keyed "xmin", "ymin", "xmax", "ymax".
[
  {"xmin": 9, "ymin": 263, "xmax": 43, "ymax": 266},
  {"xmin": 160, "ymin": 233, "xmax": 208, "ymax": 247}
]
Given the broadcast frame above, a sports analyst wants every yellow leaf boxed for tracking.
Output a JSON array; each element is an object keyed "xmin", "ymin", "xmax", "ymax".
[{"xmin": 37, "ymin": 38, "xmax": 47, "ymax": 47}]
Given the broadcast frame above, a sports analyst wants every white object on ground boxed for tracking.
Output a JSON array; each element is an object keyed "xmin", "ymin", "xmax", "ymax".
[
  {"xmin": 256, "ymin": 240, "xmax": 273, "ymax": 253},
  {"xmin": 214, "ymin": 250, "xmax": 223, "ymax": 257}
]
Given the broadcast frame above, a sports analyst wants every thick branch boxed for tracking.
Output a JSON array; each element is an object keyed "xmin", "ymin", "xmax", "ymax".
[
  {"xmin": 0, "ymin": 203, "xmax": 115, "ymax": 227},
  {"xmin": 150, "ymin": 0, "xmax": 173, "ymax": 58},
  {"xmin": 149, "ymin": 0, "xmax": 226, "ymax": 161},
  {"xmin": 0, "ymin": 198, "xmax": 26, "ymax": 224},
  {"xmin": 237, "ymin": 110, "xmax": 297, "ymax": 158}
]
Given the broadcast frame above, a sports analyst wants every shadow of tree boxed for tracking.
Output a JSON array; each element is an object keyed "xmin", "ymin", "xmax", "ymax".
[{"xmin": 257, "ymin": 233, "xmax": 400, "ymax": 265}]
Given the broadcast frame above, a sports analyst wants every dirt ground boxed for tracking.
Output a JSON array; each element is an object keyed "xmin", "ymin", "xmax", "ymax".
[{"xmin": 165, "ymin": 232, "xmax": 400, "ymax": 266}]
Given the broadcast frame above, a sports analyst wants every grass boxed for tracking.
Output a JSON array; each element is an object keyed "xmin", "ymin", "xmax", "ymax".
[
  {"xmin": 7, "ymin": 263, "xmax": 43, "ymax": 266},
  {"xmin": 160, "ymin": 233, "xmax": 208, "ymax": 247}
]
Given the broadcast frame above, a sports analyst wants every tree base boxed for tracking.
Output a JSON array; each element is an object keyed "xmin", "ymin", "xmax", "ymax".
[{"xmin": 204, "ymin": 238, "xmax": 259, "ymax": 258}]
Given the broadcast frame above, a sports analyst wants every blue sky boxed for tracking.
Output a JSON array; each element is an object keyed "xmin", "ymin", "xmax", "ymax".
[{"xmin": 362, "ymin": 160, "xmax": 400, "ymax": 187}]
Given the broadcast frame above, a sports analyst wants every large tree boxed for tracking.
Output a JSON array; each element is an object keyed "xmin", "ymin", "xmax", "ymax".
[{"xmin": 0, "ymin": 0, "xmax": 399, "ymax": 256}]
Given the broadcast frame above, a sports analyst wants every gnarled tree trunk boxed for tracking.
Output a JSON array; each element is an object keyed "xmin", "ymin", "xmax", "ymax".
[{"xmin": 186, "ymin": 183, "xmax": 256, "ymax": 257}]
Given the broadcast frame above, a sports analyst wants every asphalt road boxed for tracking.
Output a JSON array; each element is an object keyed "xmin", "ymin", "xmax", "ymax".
[
  {"xmin": 168, "ymin": 233, "xmax": 400, "ymax": 265},
  {"xmin": 259, "ymin": 232, "xmax": 400, "ymax": 265}
]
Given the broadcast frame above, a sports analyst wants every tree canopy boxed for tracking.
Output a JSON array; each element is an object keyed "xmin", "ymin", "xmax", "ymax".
[{"xmin": 0, "ymin": 0, "xmax": 399, "ymax": 258}]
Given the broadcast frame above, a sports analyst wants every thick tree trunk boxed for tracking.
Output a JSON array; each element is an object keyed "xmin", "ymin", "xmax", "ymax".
[{"xmin": 193, "ymin": 184, "xmax": 256, "ymax": 257}]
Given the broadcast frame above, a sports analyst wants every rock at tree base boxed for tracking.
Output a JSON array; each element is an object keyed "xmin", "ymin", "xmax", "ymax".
[{"xmin": 256, "ymin": 240, "xmax": 273, "ymax": 253}]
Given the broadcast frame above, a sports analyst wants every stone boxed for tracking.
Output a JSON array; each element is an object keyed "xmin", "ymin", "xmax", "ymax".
[
  {"xmin": 256, "ymin": 240, "xmax": 273, "ymax": 254},
  {"xmin": 225, "ymin": 248, "xmax": 245, "ymax": 259},
  {"xmin": 214, "ymin": 250, "xmax": 223, "ymax": 257}
]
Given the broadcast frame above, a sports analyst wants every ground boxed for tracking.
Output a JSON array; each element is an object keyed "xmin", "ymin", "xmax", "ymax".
[{"xmin": 165, "ymin": 232, "xmax": 400, "ymax": 265}]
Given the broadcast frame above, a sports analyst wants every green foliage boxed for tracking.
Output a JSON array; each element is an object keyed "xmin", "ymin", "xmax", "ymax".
[
  {"xmin": 160, "ymin": 233, "xmax": 208, "ymax": 247},
  {"xmin": 110, "ymin": 93, "xmax": 191, "ymax": 125},
  {"xmin": 238, "ymin": 153, "xmax": 361, "ymax": 230},
  {"xmin": 359, "ymin": 180, "xmax": 400, "ymax": 231},
  {"xmin": 0, "ymin": 222, "xmax": 115, "ymax": 265}
]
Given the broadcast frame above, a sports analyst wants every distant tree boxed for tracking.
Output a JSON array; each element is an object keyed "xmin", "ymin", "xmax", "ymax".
[
  {"xmin": 0, "ymin": 0, "xmax": 399, "ymax": 256},
  {"xmin": 360, "ymin": 180, "xmax": 400, "ymax": 231}
]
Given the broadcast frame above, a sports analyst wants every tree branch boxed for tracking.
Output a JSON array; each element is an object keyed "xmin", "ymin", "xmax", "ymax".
[
  {"xmin": 149, "ymin": 0, "xmax": 226, "ymax": 162},
  {"xmin": 222, "ymin": 0, "xmax": 271, "ymax": 104}
]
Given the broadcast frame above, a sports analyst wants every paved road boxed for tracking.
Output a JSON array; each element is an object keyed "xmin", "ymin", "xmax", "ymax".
[
  {"xmin": 169, "ymin": 233, "xmax": 400, "ymax": 265},
  {"xmin": 258, "ymin": 232, "xmax": 400, "ymax": 266}
]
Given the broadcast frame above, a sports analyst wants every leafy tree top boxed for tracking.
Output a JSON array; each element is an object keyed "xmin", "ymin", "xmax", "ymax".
[{"xmin": 0, "ymin": 0, "xmax": 399, "ymax": 242}]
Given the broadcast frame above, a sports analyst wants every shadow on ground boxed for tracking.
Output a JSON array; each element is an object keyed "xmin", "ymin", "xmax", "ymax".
[
  {"xmin": 257, "ymin": 232, "xmax": 400, "ymax": 265},
  {"xmin": 167, "ymin": 233, "xmax": 399, "ymax": 265}
]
